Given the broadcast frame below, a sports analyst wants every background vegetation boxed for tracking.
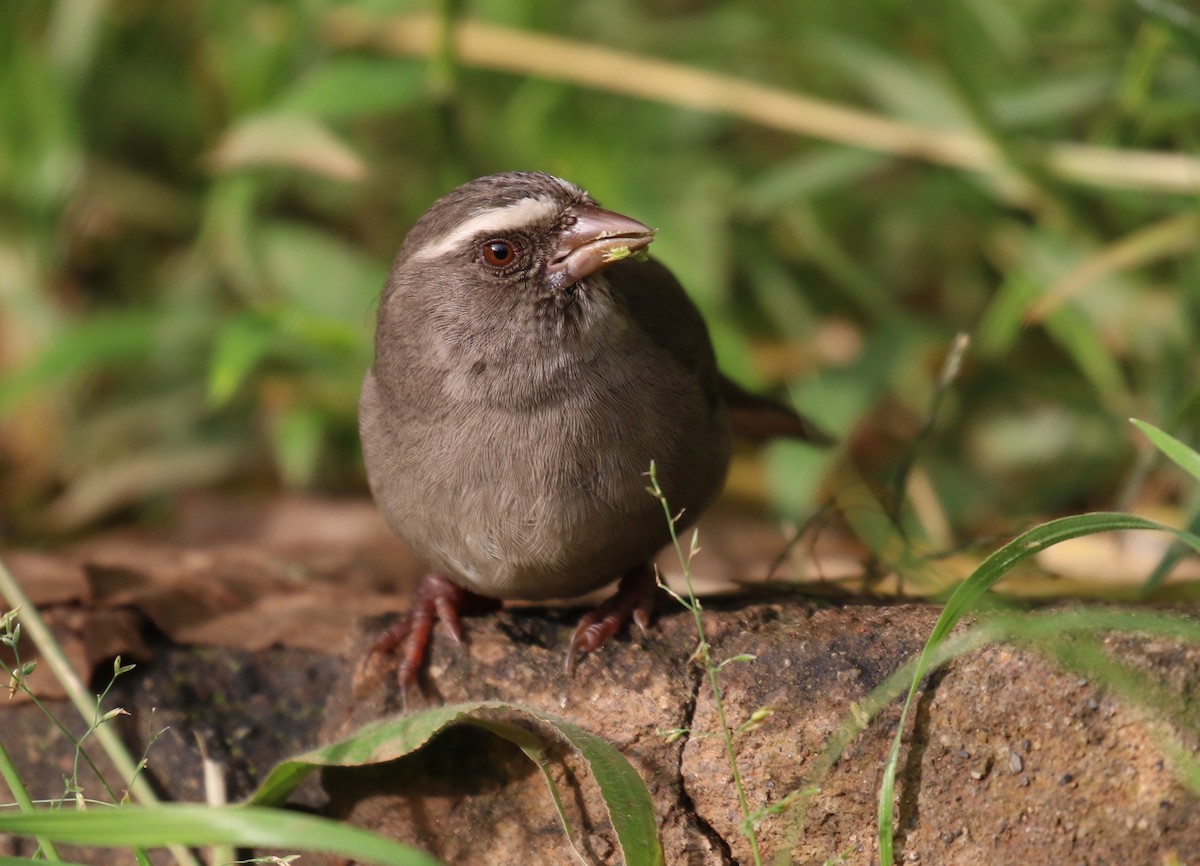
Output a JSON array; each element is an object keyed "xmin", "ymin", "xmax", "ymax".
[
  {"xmin": 3, "ymin": 5, "xmax": 1200, "ymax": 862},
  {"xmin": 2, "ymin": 0, "xmax": 1199, "ymax": 559}
]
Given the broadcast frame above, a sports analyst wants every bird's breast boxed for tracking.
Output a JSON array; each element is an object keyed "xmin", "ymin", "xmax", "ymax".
[{"xmin": 360, "ymin": 357, "xmax": 731, "ymax": 600}]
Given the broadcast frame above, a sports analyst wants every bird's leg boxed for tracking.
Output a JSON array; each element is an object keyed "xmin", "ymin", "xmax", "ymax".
[
  {"xmin": 566, "ymin": 563, "xmax": 657, "ymax": 672},
  {"xmin": 372, "ymin": 572, "xmax": 502, "ymax": 689}
]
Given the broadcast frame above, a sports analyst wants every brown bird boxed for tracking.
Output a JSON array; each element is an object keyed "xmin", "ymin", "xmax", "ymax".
[{"xmin": 360, "ymin": 171, "xmax": 828, "ymax": 687}]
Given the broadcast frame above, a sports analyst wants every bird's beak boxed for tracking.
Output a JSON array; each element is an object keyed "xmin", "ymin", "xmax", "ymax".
[{"xmin": 545, "ymin": 204, "xmax": 656, "ymax": 288}]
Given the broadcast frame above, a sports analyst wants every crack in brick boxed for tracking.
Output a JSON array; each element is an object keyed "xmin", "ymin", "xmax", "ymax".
[{"xmin": 673, "ymin": 660, "xmax": 737, "ymax": 865}]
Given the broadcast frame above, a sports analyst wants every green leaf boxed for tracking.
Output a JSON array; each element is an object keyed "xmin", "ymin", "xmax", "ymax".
[
  {"xmin": 1042, "ymin": 304, "xmax": 1128, "ymax": 402},
  {"xmin": 259, "ymin": 221, "xmax": 386, "ymax": 319},
  {"xmin": 991, "ymin": 72, "xmax": 1114, "ymax": 129},
  {"xmin": 0, "ymin": 311, "xmax": 158, "ymax": 414},
  {"xmin": 815, "ymin": 35, "xmax": 970, "ymax": 127},
  {"xmin": 271, "ymin": 404, "xmax": 324, "ymax": 488},
  {"xmin": 975, "ymin": 268, "xmax": 1041, "ymax": 355},
  {"xmin": 0, "ymin": 805, "xmax": 442, "ymax": 866},
  {"xmin": 207, "ymin": 311, "xmax": 279, "ymax": 405},
  {"xmin": 743, "ymin": 148, "xmax": 888, "ymax": 214},
  {"xmin": 277, "ymin": 58, "xmax": 425, "ymax": 120},
  {"xmin": 466, "ymin": 717, "xmax": 588, "ymax": 859},
  {"xmin": 1131, "ymin": 418, "xmax": 1200, "ymax": 485},
  {"xmin": 250, "ymin": 700, "xmax": 664, "ymax": 866}
]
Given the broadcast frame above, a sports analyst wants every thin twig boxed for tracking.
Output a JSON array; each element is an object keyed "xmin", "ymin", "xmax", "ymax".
[{"xmin": 886, "ymin": 333, "xmax": 971, "ymax": 532}]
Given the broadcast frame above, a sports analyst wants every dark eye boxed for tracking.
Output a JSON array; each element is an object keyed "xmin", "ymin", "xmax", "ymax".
[{"xmin": 481, "ymin": 239, "xmax": 519, "ymax": 268}]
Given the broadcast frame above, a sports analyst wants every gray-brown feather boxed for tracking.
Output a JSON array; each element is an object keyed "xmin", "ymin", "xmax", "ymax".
[{"xmin": 360, "ymin": 174, "xmax": 731, "ymax": 600}]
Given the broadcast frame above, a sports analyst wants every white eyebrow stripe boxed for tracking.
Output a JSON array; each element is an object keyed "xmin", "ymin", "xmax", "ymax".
[{"xmin": 409, "ymin": 197, "xmax": 561, "ymax": 262}]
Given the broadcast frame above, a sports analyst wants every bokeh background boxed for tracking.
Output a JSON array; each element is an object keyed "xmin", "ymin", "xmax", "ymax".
[{"xmin": 2, "ymin": 0, "xmax": 1199, "ymax": 562}]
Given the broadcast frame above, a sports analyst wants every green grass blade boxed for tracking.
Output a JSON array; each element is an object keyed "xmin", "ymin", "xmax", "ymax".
[
  {"xmin": 0, "ymin": 805, "xmax": 442, "ymax": 866},
  {"xmin": 277, "ymin": 57, "xmax": 425, "ymax": 120},
  {"xmin": 0, "ymin": 737, "xmax": 61, "ymax": 861},
  {"xmin": 207, "ymin": 311, "xmax": 278, "ymax": 406},
  {"xmin": 781, "ymin": 607, "xmax": 1200, "ymax": 860},
  {"xmin": 877, "ymin": 512, "xmax": 1200, "ymax": 864},
  {"xmin": 1041, "ymin": 636, "xmax": 1200, "ymax": 792},
  {"xmin": 1130, "ymin": 418, "xmax": 1200, "ymax": 594},
  {"xmin": 0, "ymin": 312, "xmax": 158, "ymax": 415},
  {"xmin": 1133, "ymin": 0, "xmax": 1200, "ymax": 57},
  {"xmin": 250, "ymin": 700, "xmax": 663, "ymax": 866},
  {"xmin": 1131, "ymin": 418, "xmax": 1200, "ymax": 485}
]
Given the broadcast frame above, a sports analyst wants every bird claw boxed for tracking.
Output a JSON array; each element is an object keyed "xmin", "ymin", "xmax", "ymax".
[
  {"xmin": 372, "ymin": 566, "xmax": 658, "ymax": 685},
  {"xmin": 565, "ymin": 565, "xmax": 657, "ymax": 674},
  {"xmin": 370, "ymin": 572, "xmax": 500, "ymax": 691}
]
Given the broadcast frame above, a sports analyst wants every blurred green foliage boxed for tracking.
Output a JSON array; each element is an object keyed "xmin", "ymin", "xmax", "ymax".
[{"xmin": 1, "ymin": 0, "xmax": 1199, "ymax": 542}]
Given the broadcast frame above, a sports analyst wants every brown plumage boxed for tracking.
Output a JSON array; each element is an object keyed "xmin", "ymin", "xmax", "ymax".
[{"xmin": 359, "ymin": 171, "xmax": 827, "ymax": 687}]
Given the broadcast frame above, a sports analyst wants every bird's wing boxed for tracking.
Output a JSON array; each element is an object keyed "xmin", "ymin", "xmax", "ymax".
[
  {"xmin": 613, "ymin": 257, "xmax": 832, "ymax": 445},
  {"xmin": 718, "ymin": 374, "xmax": 833, "ymax": 445}
]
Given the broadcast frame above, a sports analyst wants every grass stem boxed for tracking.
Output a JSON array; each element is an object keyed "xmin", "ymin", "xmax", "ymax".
[
  {"xmin": 648, "ymin": 461, "xmax": 763, "ymax": 865},
  {"xmin": 0, "ymin": 555, "xmax": 202, "ymax": 866}
]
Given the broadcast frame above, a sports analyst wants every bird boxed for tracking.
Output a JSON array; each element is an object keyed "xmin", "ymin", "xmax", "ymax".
[{"xmin": 359, "ymin": 171, "xmax": 829, "ymax": 688}]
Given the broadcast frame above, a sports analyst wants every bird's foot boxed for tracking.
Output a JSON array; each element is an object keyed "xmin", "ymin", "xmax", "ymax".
[
  {"xmin": 566, "ymin": 565, "xmax": 656, "ymax": 673},
  {"xmin": 371, "ymin": 572, "xmax": 502, "ymax": 690}
]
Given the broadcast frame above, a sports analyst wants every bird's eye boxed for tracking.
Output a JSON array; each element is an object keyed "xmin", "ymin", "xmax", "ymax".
[{"xmin": 481, "ymin": 239, "xmax": 519, "ymax": 268}]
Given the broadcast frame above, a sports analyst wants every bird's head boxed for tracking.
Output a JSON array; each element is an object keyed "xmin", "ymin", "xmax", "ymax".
[{"xmin": 383, "ymin": 172, "xmax": 656, "ymax": 356}]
